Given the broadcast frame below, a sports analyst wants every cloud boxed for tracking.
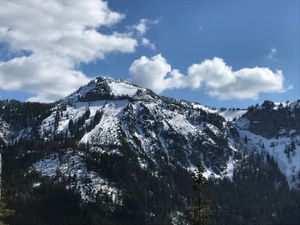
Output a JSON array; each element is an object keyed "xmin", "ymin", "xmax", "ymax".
[
  {"xmin": 141, "ymin": 38, "xmax": 156, "ymax": 50},
  {"xmin": 129, "ymin": 54, "xmax": 286, "ymax": 100},
  {"xmin": 132, "ymin": 18, "xmax": 160, "ymax": 35},
  {"xmin": 129, "ymin": 54, "xmax": 172, "ymax": 93},
  {"xmin": 129, "ymin": 54, "xmax": 190, "ymax": 93},
  {"xmin": 133, "ymin": 19, "xmax": 148, "ymax": 35},
  {"xmin": 266, "ymin": 47, "xmax": 278, "ymax": 59},
  {"xmin": 0, "ymin": 54, "xmax": 89, "ymax": 102},
  {"xmin": 0, "ymin": 0, "xmax": 139, "ymax": 102},
  {"xmin": 130, "ymin": 18, "xmax": 159, "ymax": 50}
]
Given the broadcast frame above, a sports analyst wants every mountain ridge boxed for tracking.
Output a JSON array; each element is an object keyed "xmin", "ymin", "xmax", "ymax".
[{"xmin": 2, "ymin": 76, "xmax": 300, "ymax": 185}]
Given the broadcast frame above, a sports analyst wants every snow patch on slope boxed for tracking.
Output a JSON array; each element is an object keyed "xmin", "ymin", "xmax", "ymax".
[
  {"xmin": 40, "ymin": 99, "xmax": 129, "ymax": 146},
  {"xmin": 0, "ymin": 120, "xmax": 31, "ymax": 143},
  {"xmin": 192, "ymin": 103, "xmax": 217, "ymax": 114},
  {"xmin": 192, "ymin": 103, "xmax": 246, "ymax": 121},
  {"xmin": 108, "ymin": 81, "xmax": 141, "ymax": 97},
  {"xmin": 81, "ymin": 100, "xmax": 128, "ymax": 145},
  {"xmin": 162, "ymin": 108, "xmax": 199, "ymax": 137},
  {"xmin": 218, "ymin": 109, "xmax": 247, "ymax": 121},
  {"xmin": 32, "ymin": 151, "xmax": 122, "ymax": 203}
]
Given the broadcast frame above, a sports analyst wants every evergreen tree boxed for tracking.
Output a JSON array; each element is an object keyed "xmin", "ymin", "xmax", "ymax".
[
  {"xmin": 84, "ymin": 107, "xmax": 90, "ymax": 119},
  {"xmin": 244, "ymin": 135, "xmax": 248, "ymax": 144},
  {"xmin": 54, "ymin": 111, "xmax": 60, "ymax": 131},
  {"xmin": 189, "ymin": 165, "xmax": 211, "ymax": 225},
  {"xmin": 0, "ymin": 186, "xmax": 14, "ymax": 225}
]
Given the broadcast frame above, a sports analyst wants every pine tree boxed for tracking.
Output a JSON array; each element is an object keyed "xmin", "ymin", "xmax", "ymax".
[
  {"xmin": 68, "ymin": 119, "xmax": 74, "ymax": 136},
  {"xmin": 84, "ymin": 107, "xmax": 91, "ymax": 119},
  {"xmin": 244, "ymin": 135, "xmax": 248, "ymax": 144},
  {"xmin": 189, "ymin": 165, "xmax": 211, "ymax": 225},
  {"xmin": 0, "ymin": 192, "xmax": 14, "ymax": 225},
  {"xmin": 54, "ymin": 111, "xmax": 60, "ymax": 131}
]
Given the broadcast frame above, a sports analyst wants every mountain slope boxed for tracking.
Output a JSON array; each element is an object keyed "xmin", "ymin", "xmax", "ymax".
[{"xmin": 231, "ymin": 101, "xmax": 300, "ymax": 187}]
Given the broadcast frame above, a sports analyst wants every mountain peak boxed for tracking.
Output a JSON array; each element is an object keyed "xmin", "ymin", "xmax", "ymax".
[{"xmin": 66, "ymin": 76, "xmax": 147, "ymax": 104}]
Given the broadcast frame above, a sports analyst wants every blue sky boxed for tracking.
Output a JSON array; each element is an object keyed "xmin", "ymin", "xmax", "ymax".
[{"xmin": 0, "ymin": 0, "xmax": 299, "ymax": 108}]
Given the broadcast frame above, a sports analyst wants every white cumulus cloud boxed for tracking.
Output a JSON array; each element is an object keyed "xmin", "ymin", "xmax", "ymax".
[
  {"xmin": 129, "ymin": 54, "xmax": 286, "ymax": 100},
  {"xmin": 130, "ymin": 18, "xmax": 159, "ymax": 50},
  {"xmin": 0, "ymin": 0, "xmax": 138, "ymax": 102},
  {"xmin": 129, "ymin": 54, "xmax": 187, "ymax": 93}
]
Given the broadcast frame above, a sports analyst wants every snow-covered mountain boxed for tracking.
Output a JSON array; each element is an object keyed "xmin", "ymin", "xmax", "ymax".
[
  {"xmin": 39, "ymin": 77, "xmax": 241, "ymax": 180},
  {"xmin": 1, "ymin": 77, "xmax": 300, "ymax": 225},
  {"xmin": 1, "ymin": 77, "xmax": 299, "ymax": 188},
  {"xmin": 36, "ymin": 77, "xmax": 300, "ymax": 187}
]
